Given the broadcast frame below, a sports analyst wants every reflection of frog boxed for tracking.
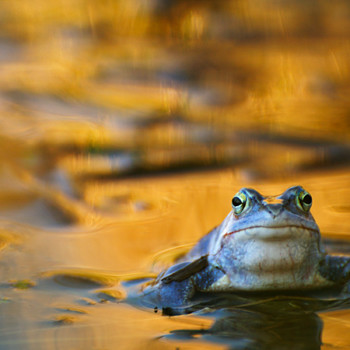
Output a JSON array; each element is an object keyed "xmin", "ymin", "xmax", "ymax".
[
  {"xmin": 167, "ymin": 306, "xmax": 323, "ymax": 350},
  {"xmin": 142, "ymin": 186, "xmax": 350, "ymax": 311}
]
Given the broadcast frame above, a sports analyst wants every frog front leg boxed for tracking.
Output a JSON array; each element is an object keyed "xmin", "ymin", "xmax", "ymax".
[
  {"xmin": 319, "ymin": 255, "xmax": 350, "ymax": 286},
  {"xmin": 150, "ymin": 278, "xmax": 197, "ymax": 315},
  {"xmin": 142, "ymin": 257, "xmax": 209, "ymax": 314}
]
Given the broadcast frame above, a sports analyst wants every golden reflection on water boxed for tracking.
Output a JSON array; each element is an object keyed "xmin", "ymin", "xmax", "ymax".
[
  {"xmin": 0, "ymin": 168, "xmax": 347, "ymax": 349},
  {"xmin": 0, "ymin": 0, "xmax": 349, "ymax": 349}
]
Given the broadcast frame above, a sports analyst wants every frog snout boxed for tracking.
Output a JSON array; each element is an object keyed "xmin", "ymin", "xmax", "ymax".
[{"xmin": 265, "ymin": 204, "xmax": 283, "ymax": 218}]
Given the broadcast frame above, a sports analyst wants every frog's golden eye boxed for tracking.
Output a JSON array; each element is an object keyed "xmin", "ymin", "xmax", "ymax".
[
  {"xmin": 232, "ymin": 192, "xmax": 248, "ymax": 215},
  {"xmin": 296, "ymin": 190, "xmax": 312, "ymax": 212}
]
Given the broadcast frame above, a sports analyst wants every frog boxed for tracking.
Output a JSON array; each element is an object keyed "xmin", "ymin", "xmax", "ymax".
[{"xmin": 141, "ymin": 186, "xmax": 350, "ymax": 312}]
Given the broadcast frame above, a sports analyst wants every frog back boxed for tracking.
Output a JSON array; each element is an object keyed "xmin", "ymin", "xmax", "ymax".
[{"xmin": 185, "ymin": 213, "xmax": 232, "ymax": 261}]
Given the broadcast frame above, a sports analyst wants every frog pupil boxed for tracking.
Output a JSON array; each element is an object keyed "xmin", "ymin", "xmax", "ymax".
[
  {"xmin": 232, "ymin": 197, "xmax": 242, "ymax": 207},
  {"xmin": 303, "ymin": 194, "xmax": 312, "ymax": 205}
]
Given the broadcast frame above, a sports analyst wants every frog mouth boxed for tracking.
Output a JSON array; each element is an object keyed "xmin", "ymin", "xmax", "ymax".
[{"xmin": 224, "ymin": 224, "xmax": 319, "ymax": 241}]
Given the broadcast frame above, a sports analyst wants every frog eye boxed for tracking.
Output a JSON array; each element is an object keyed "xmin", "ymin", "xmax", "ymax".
[
  {"xmin": 296, "ymin": 190, "xmax": 312, "ymax": 212},
  {"xmin": 231, "ymin": 192, "xmax": 248, "ymax": 215}
]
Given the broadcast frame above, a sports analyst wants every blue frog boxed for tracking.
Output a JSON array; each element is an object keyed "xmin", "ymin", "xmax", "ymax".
[{"xmin": 142, "ymin": 186, "xmax": 350, "ymax": 311}]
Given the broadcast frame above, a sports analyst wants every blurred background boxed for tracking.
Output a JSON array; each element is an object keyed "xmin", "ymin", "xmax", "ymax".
[{"xmin": 0, "ymin": 0, "xmax": 349, "ymax": 349}]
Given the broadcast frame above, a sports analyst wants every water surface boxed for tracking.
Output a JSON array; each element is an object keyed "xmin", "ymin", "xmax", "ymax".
[{"xmin": 0, "ymin": 1, "xmax": 350, "ymax": 349}]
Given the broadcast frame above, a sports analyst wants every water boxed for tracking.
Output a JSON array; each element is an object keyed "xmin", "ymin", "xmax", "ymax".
[{"xmin": 0, "ymin": 0, "xmax": 350, "ymax": 349}]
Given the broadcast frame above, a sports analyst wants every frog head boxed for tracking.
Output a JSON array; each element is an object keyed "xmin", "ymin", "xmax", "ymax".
[{"xmin": 209, "ymin": 186, "xmax": 327, "ymax": 290}]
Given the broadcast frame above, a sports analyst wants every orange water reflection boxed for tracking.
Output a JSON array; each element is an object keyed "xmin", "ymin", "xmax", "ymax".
[
  {"xmin": 0, "ymin": 168, "xmax": 348, "ymax": 349},
  {"xmin": 0, "ymin": 0, "xmax": 350, "ymax": 349}
]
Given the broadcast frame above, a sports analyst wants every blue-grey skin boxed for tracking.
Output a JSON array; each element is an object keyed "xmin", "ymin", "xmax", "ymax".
[{"xmin": 142, "ymin": 186, "xmax": 350, "ymax": 309}]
